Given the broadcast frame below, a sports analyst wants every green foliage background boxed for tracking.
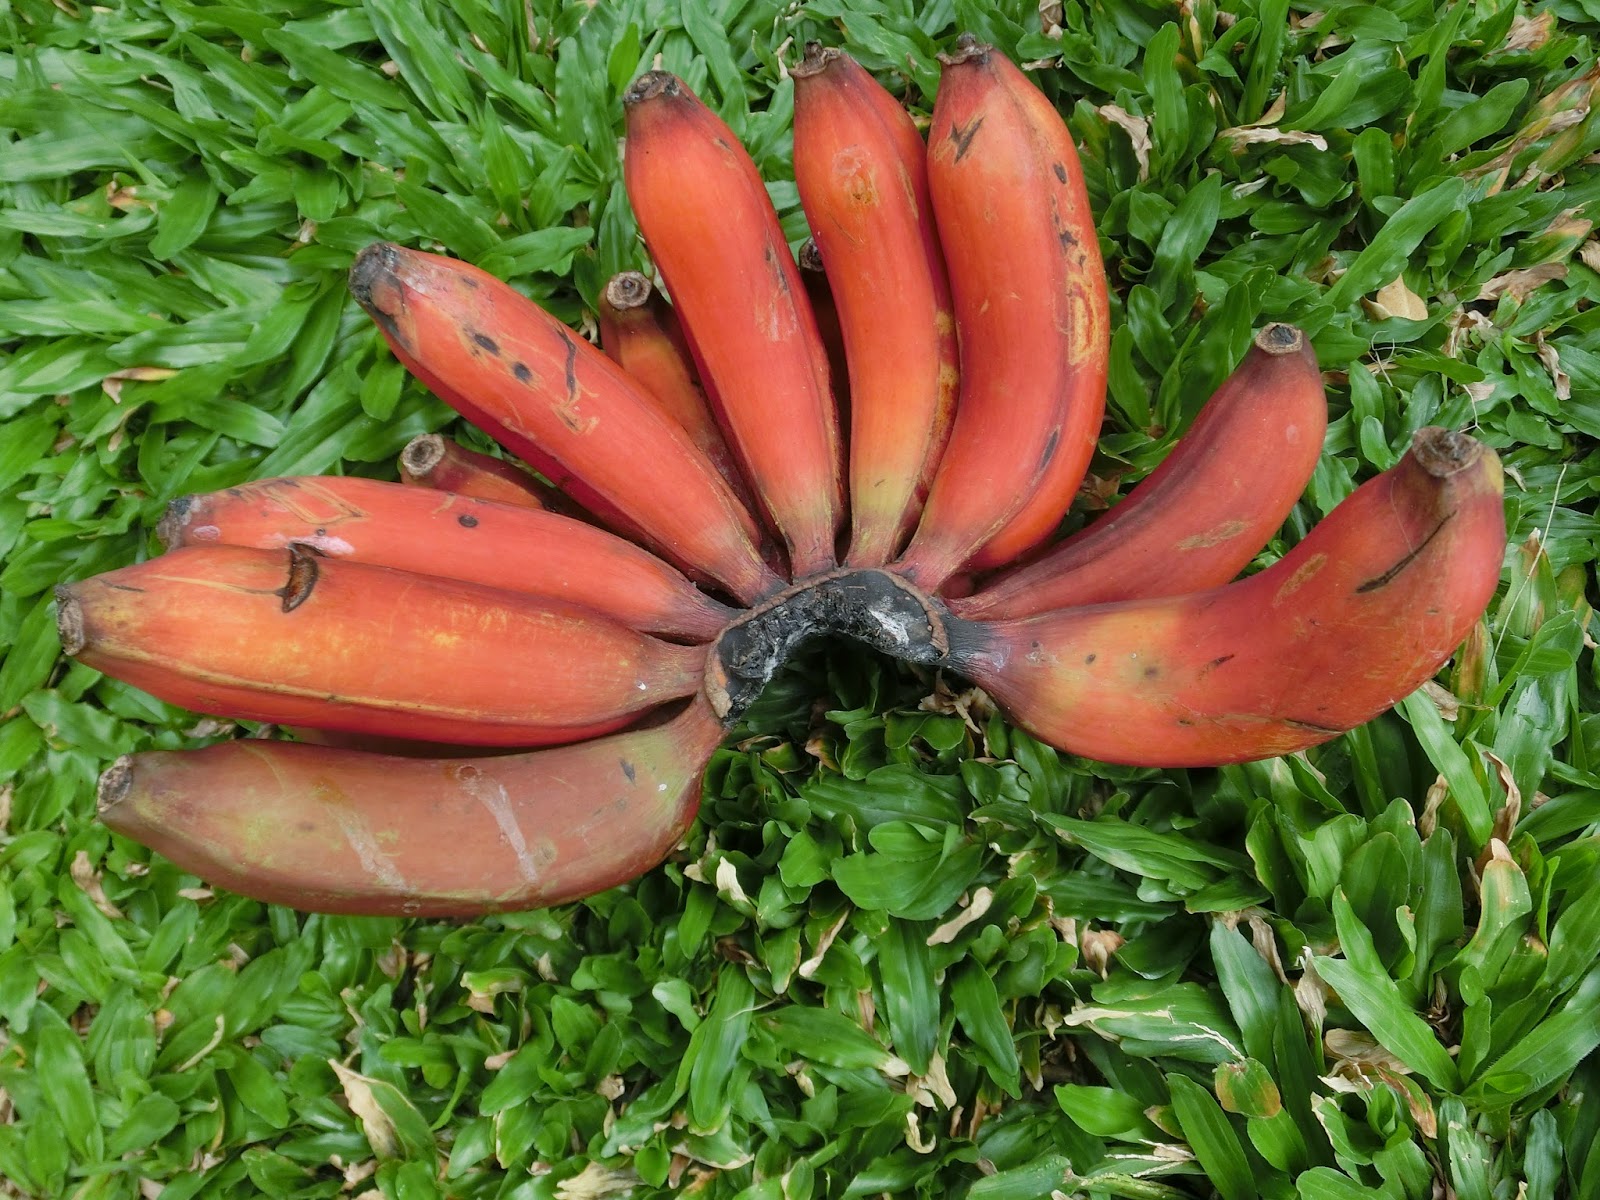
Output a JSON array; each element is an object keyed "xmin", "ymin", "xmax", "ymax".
[{"xmin": 2, "ymin": 0, "xmax": 1599, "ymax": 1197}]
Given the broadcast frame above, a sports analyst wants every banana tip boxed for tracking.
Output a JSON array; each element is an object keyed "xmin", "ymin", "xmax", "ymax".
[
  {"xmin": 798, "ymin": 239, "xmax": 825, "ymax": 273},
  {"xmin": 939, "ymin": 32, "xmax": 992, "ymax": 67},
  {"xmin": 399, "ymin": 433, "xmax": 446, "ymax": 480},
  {"xmin": 55, "ymin": 585, "xmax": 84, "ymax": 656},
  {"xmin": 623, "ymin": 71, "xmax": 680, "ymax": 106},
  {"xmin": 792, "ymin": 42, "xmax": 840, "ymax": 79},
  {"xmin": 1255, "ymin": 323, "xmax": 1305, "ymax": 356},
  {"xmin": 603, "ymin": 271, "xmax": 654, "ymax": 312},
  {"xmin": 97, "ymin": 757, "xmax": 134, "ymax": 821},
  {"xmin": 349, "ymin": 242, "xmax": 403, "ymax": 311},
  {"xmin": 155, "ymin": 494, "xmax": 193, "ymax": 548},
  {"xmin": 1411, "ymin": 427, "xmax": 1486, "ymax": 478}
]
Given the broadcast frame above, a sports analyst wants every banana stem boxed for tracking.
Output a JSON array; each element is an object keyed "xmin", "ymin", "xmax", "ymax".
[{"xmin": 708, "ymin": 569, "xmax": 951, "ymax": 721}]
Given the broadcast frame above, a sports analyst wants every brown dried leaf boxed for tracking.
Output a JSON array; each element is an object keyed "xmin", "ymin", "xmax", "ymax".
[
  {"xmin": 1504, "ymin": 10, "xmax": 1556, "ymax": 53},
  {"xmin": 1478, "ymin": 262, "xmax": 1568, "ymax": 301},
  {"xmin": 1079, "ymin": 927, "xmax": 1126, "ymax": 979},
  {"xmin": 1367, "ymin": 277, "xmax": 1429, "ymax": 321},
  {"xmin": 1535, "ymin": 332, "xmax": 1572, "ymax": 401},
  {"xmin": 554, "ymin": 1163, "xmax": 641, "ymax": 1200},
  {"xmin": 928, "ymin": 887, "xmax": 994, "ymax": 946},
  {"xmin": 1486, "ymin": 752, "xmax": 1524, "ymax": 844},
  {"xmin": 1581, "ymin": 239, "xmax": 1600, "ymax": 273},
  {"xmin": 1039, "ymin": 0, "xmax": 1064, "ymax": 38},
  {"xmin": 329, "ymin": 1061, "xmax": 399, "ymax": 1159},
  {"xmin": 1421, "ymin": 680, "xmax": 1461, "ymax": 722},
  {"xmin": 1219, "ymin": 125, "xmax": 1329, "ymax": 152},
  {"xmin": 1097, "ymin": 103, "xmax": 1152, "ymax": 181}
]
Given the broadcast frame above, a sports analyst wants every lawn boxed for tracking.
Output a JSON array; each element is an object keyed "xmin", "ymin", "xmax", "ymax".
[{"xmin": 2, "ymin": 0, "xmax": 1599, "ymax": 1197}]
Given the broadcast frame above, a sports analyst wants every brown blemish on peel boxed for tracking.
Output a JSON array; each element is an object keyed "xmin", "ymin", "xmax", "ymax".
[
  {"xmin": 1273, "ymin": 553, "xmax": 1328, "ymax": 604},
  {"xmin": 279, "ymin": 545, "xmax": 321, "ymax": 613},
  {"xmin": 1355, "ymin": 516, "xmax": 1452, "ymax": 593},
  {"xmin": 949, "ymin": 116, "xmax": 985, "ymax": 162},
  {"xmin": 1177, "ymin": 520, "xmax": 1250, "ymax": 551}
]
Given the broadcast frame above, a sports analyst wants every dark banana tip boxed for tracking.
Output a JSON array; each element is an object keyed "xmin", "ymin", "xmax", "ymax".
[
  {"xmin": 792, "ymin": 42, "xmax": 839, "ymax": 79},
  {"xmin": 798, "ymin": 239, "xmax": 825, "ymax": 273},
  {"xmin": 939, "ymin": 32, "xmax": 992, "ymax": 67},
  {"xmin": 349, "ymin": 242, "xmax": 404, "ymax": 311},
  {"xmin": 155, "ymin": 494, "xmax": 193, "ymax": 548},
  {"xmin": 1411, "ymin": 427, "xmax": 1486, "ymax": 478},
  {"xmin": 603, "ymin": 271, "xmax": 654, "ymax": 312},
  {"xmin": 54, "ymin": 585, "xmax": 84, "ymax": 656},
  {"xmin": 97, "ymin": 757, "xmax": 134, "ymax": 821},
  {"xmin": 399, "ymin": 433, "xmax": 446, "ymax": 479},
  {"xmin": 623, "ymin": 71, "xmax": 682, "ymax": 106},
  {"xmin": 1255, "ymin": 322, "xmax": 1305, "ymax": 356}
]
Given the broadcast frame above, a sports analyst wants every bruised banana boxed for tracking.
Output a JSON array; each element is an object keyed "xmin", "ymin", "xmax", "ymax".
[
  {"xmin": 793, "ymin": 44, "xmax": 959, "ymax": 568},
  {"xmin": 58, "ymin": 545, "xmax": 706, "ymax": 746},
  {"xmin": 98, "ymin": 694, "xmax": 726, "ymax": 916},
  {"xmin": 350, "ymin": 242, "xmax": 780, "ymax": 605},
  {"xmin": 943, "ymin": 429, "xmax": 1506, "ymax": 767},
  {"xmin": 894, "ymin": 36, "xmax": 1108, "ymax": 589},
  {"xmin": 624, "ymin": 71, "xmax": 844, "ymax": 578},
  {"xmin": 159, "ymin": 476, "xmax": 733, "ymax": 642},
  {"xmin": 954, "ymin": 324, "xmax": 1328, "ymax": 619}
]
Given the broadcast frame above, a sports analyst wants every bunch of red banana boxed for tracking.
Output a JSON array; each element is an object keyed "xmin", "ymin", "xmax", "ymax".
[{"xmin": 62, "ymin": 37, "xmax": 1506, "ymax": 918}]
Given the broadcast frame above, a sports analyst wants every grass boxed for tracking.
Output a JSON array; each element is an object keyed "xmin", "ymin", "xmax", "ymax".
[{"xmin": 1, "ymin": 0, "xmax": 1599, "ymax": 1196}]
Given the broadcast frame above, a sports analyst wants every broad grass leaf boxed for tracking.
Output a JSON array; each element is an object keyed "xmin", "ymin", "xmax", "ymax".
[
  {"xmin": 1167, "ymin": 1073, "xmax": 1256, "ymax": 1200},
  {"xmin": 951, "ymin": 963, "xmax": 1019, "ymax": 1095},
  {"xmin": 30, "ymin": 1004, "xmax": 104, "ymax": 1163},
  {"xmin": 874, "ymin": 919, "xmax": 938, "ymax": 1075},
  {"xmin": 685, "ymin": 967, "xmax": 753, "ymax": 1134}
]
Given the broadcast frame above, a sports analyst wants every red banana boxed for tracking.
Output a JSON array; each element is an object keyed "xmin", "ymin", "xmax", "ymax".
[
  {"xmin": 58, "ymin": 546, "xmax": 706, "ymax": 746},
  {"xmin": 398, "ymin": 433, "xmax": 551, "ymax": 511},
  {"xmin": 894, "ymin": 37, "xmax": 1108, "ymax": 587},
  {"xmin": 792, "ymin": 44, "xmax": 960, "ymax": 568},
  {"xmin": 943, "ymin": 429, "xmax": 1506, "ymax": 766},
  {"xmin": 623, "ymin": 71, "xmax": 844, "ymax": 578},
  {"xmin": 595, "ymin": 271, "xmax": 755, "ymax": 506},
  {"xmin": 349, "ymin": 242, "xmax": 780, "ymax": 604},
  {"xmin": 954, "ymin": 323, "xmax": 1327, "ymax": 619},
  {"xmin": 159, "ymin": 476, "xmax": 733, "ymax": 642},
  {"xmin": 98, "ymin": 695, "xmax": 726, "ymax": 916}
]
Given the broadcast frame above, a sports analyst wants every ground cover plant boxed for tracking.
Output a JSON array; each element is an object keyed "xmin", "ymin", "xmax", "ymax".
[{"xmin": 2, "ymin": 0, "xmax": 1599, "ymax": 1197}]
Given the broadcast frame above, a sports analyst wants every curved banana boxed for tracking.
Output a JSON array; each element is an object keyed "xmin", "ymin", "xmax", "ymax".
[
  {"xmin": 399, "ymin": 433, "xmax": 551, "ymax": 511},
  {"xmin": 894, "ymin": 36, "xmax": 1108, "ymax": 588},
  {"xmin": 944, "ymin": 429, "xmax": 1505, "ymax": 766},
  {"xmin": 59, "ymin": 545, "xmax": 707, "ymax": 746},
  {"xmin": 596, "ymin": 271, "xmax": 755, "ymax": 507},
  {"xmin": 349, "ymin": 242, "xmax": 781, "ymax": 605},
  {"xmin": 97, "ymin": 694, "xmax": 726, "ymax": 917},
  {"xmin": 623, "ymin": 71, "xmax": 844, "ymax": 578},
  {"xmin": 954, "ymin": 323, "xmax": 1327, "ymax": 619},
  {"xmin": 159, "ymin": 476, "xmax": 734, "ymax": 642},
  {"xmin": 792, "ymin": 44, "xmax": 959, "ymax": 568}
]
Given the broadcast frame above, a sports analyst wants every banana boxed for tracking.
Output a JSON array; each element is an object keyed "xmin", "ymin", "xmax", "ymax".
[
  {"xmin": 596, "ymin": 271, "xmax": 754, "ymax": 506},
  {"xmin": 398, "ymin": 433, "xmax": 551, "ymax": 511},
  {"xmin": 97, "ymin": 694, "xmax": 726, "ymax": 916},
  {"xmin": 798, "ymin": 239, "xmax": 852, "ymax": 425},
  {"xmin": 894, "ymin": 36, "xmax": 1108, "ymax": 589},
  {"xmin": 953, "ymin": 324, "xmax": 1327, "ymax": 620},
  {"xmin": 58, "ymin": 545, "xmax": 707, "ymax": 746},
  {"xmin": 792, "ymin": 44, "xmax": 959, "ymax": 568},
  {"xmin": 349, "ymin": 242, "xmax": 781, "ymax": 605},
  {"xmin": 158, "ymin": 476, "xmax": 734, "ymax": 642},
  {"xmin": 623, "ymin": 71, "xmax": 844, "ymax": 578},
  {"xmin": 942, "ymin": 429, "xmax": 1506, "ymax": 767}
]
